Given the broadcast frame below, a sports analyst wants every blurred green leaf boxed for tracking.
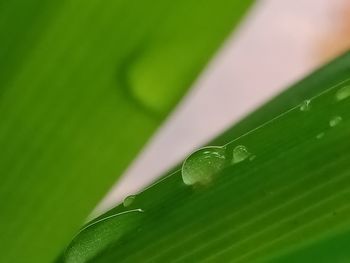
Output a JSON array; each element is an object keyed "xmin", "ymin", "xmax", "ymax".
[
  {"xmin": 0, "ymin": 0, "xmax": 253, "ymax": 262},
  {"xmin": 78, "ymin": 52, "xmax": 350, "ymax": 262}
]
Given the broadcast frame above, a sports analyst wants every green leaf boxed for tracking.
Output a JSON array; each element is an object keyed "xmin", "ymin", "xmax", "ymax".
[
  {"xmin": 74, "ymin": 51, "xmax": 350, "ymax": 262},
  {"xmin": 0, "ymin": 0, "xmax": 253, "ymax": 262}
]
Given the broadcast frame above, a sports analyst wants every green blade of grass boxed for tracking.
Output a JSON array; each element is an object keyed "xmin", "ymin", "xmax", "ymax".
[
  {"xmin": 0, "ymin": 0, "xmax": 253, "ymax": 262},
  {"xmin": 74, "ymin": 52, "xmax": 350, "ymax": 262}
]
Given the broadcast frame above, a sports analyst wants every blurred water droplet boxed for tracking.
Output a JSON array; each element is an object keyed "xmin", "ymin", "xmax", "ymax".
[
  {"xmin": 316, "ymin": 132, "xmax": 325, "ymax": 139},
  {"xmin": 249, "ymin": 155, "xmax": 256, "ymax": 161},
  {"xmin": 329, "ymin": 116, "xmax": 342, "ymax": 127},
  {"xmin": 335, "ymin": 85, "xmax": 350, "ymax": 101},
  {"xmin": 300, "ymin": 99, "xmax": 311, "ymax": 111},
  {"xmin": 123, "ymin": 195, "xmax": 136, "ymax": 207},
  {"xmin": 182, "ymin": 146, "xmax": 227, "ymax": 186},
  {"xmin": 232, "ymin": 145, "xmax": 250, "ymax": 164}
]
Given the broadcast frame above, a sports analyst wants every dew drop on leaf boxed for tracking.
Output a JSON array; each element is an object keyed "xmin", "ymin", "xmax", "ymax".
[
  {"xmin": 123, "ymin": 195, "xmax": 136, "ymax": 207},
  {"xmin": 335, "ymin": 85, "xmax": 350, "ymax": 101},
  {"xmin": 65, "ymin": 209, "xmax": 143, "ymax": 263},
  {"xmin": 300, "ymin": 99, "xmax": 311, "ymax": 111},
  {"xmin": 182, "ymin": 146, "xmax": 227, "ymax": 186},
  {"xmin": 232, "ymin": 145, "xmax": 250, "ymax": 164},
  {"xmin": 329, "ymin": 116, "xmax": 342, "ymax": 127}
]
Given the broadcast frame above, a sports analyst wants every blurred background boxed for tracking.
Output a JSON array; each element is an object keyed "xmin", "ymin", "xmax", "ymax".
[{"xmin": 95, "ymin": 0, "xmax": 350, "ymax": 214}]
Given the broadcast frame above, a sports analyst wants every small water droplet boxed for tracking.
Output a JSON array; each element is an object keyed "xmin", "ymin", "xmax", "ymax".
[
  {"xmin": 329, "ymin": 116, "xmax": 342, "ymax": 127},
  {"xmin": 335, "ymin": 85, "xmax": 350, "ymax": 101},
  {"xmin": 249, "ymin": 155, "xmax": 256, "ymax": 161},
  {"xmin": 232, "ymin": 145, "xmax": 250, "ymax": 164},
  {"xmin": 182, "ymin": 146, "xmax": 227, "ymax": 186},
  {"xmin": 123, "ymin": 195, "xmax": 136, "ymax": 207},
  {"xmin": 300, "ymin": 99, "xmax": 311, "ymax": 112},
  {"xmin": 316, "ymin": 132, "xmax": 325, "ymax": 139}
]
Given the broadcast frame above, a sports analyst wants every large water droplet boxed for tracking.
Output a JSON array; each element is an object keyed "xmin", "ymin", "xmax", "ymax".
[
  {"xmin": 232, "ymin": 145, "xmax": 250, "ymax": 164},
  {"xmin": 65, "ymin": 209, "xmax": 143, "ymax": 263},
  {"xmin": 123, "ymin": 195, "xmax": 136, "ymax": 207},
  {"xmin": 335, "ymin": 85, "xmax": 350, "ymax": 101},
  {"xmin": 182, "ymin": 146, "xmax": 227, "ymax": 186},
  {"xmin": 300, "ymin": 99, "xmax": 311, "ymax": 112},
  {"xmin": 329, "ymin": 116, "xmax": 342, "ymax": 127}
]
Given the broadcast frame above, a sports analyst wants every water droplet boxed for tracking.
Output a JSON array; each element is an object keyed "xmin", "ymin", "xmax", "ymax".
[
  {"xmin": 335, "ymin": 85, "xmax": 350, "ymax": 101},
  {"xmin": 316, "ymin": 132, "xmax": 325, "ymax": 139},
  {"xmin": 182, "ymin": 146, "xmax": 227, "ymax": 186},
  {"xmin": 65, "ymin": 209, "xmax": 143, "ymax": 263},
  {"xmin": 232, "ymin": 145, "xmax": 250, "ymax": 164},
  {"xmin": 300, "ymin": 99, "xmax": 311, "ymax": 111},
  {"xmin": 249, "ymin": 155, "xmax": 256, "ymax": 161},
  {"xmin": 329, "ymin": 116, "xmax": 342, "ymax": 127},
  {"xmin": 123, "ymin": 195, "xmax": 136, "ymax": 207}
]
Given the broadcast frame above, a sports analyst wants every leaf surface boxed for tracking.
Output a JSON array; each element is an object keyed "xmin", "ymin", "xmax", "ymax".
[{"xmin": 80, "ymin": 52, "xmax": 350, "ymax": 262}]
